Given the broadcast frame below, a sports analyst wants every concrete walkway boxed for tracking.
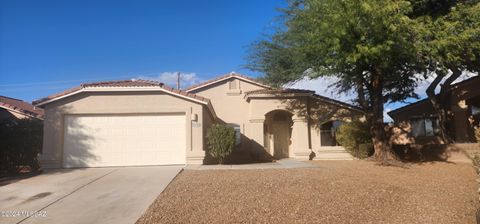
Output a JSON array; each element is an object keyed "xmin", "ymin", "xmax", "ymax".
[
  {"xmin": 0, "ymin": 166, "xmax": 182, "ymax": 224},
  {"xmin": 185, "ymin": 159, "xmax": 319, "ymax": 170}
]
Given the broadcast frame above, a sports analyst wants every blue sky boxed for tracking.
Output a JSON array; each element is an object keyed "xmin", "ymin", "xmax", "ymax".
[
  {"xmin": 2, "ymin": 0, "xmax": 468, "ymax": 121},
  {"xmin": 0, "ymin": 0, "xmax": 285, "ymax": 102}
]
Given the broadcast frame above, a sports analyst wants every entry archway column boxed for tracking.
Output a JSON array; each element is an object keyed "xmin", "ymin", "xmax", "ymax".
[{"xmin": 291, "ymin": 115, "xmax": 311, "ymax": 159}]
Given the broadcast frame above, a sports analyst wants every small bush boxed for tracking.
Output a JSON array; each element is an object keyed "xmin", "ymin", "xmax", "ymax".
[
  {"xmin": 0, "ymin": 119, "xmax": 43, "ymax": 176},
  {"xmin": 336, "ymin": 120, "xmax": 374, "ymax": 159},
  {"xmin": 206, "ymin": 124, "xmax": 235, "ymax": 164}
]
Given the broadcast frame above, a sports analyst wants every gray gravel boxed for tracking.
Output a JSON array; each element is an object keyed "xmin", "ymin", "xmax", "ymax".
[{"xmin": 137, "ymin": 160, "xmax": 478, "ymax": 224}]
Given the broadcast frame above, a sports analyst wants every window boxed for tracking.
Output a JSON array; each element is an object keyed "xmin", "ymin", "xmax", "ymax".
[
  {"xmin": 472, "ymin": 105, "xmax": 480, "ymax": 115},
  {"xmin": 320, "ymin": 120, "xmax": 342, "ymax": 146},
  {"xmin": 228, "ymin": 123, "xmax": 241, "ymax": 146},
  {"xmin": 410, "ymin": 117, "xmax": 439, "ymax": 137}
]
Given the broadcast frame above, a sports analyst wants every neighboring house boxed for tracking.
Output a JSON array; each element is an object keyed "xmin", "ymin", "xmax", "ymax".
[
  {"xmin": 0, "ymin": 96, "xmax": 44, "ymax": 123},
  {"xmin": 388, "ymin": 76, "xmax": 480, "ymax": 145},
  {"xmin": 33, "ymin": 73, "xmax": 363, "ymax": 168}
]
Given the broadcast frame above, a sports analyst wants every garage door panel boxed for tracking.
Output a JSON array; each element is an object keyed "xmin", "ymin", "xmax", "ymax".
[{"xmin": 63, "ymin": 114, "xmax": 186, "ymax": 168}]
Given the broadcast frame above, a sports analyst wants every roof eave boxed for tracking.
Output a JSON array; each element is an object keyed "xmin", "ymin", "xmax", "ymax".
[
  {"xmin": 244, "ymin": 92, "xmax": 314, "ymax": 100},
  {"xmin": 0, "ymin": 104, "xmax": 44, "ymax": 120},
  {"xmin": 34, "ymin": 86, "xmax": 210, "ymax": 107}
]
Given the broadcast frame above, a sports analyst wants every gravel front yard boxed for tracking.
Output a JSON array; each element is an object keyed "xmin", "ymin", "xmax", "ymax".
[{"xmin": 137, "ymin": 160, "xmax": 478, "ymax": 224}]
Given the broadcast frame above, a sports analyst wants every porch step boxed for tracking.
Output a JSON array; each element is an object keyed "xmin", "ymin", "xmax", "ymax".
[{"xmin": 313, "ymin": 146, "xmax": 353, "ymax": 160}]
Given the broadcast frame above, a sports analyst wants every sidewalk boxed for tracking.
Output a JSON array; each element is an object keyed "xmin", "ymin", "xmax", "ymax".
[{"xmin": 184, "ymin": 159, "xmax": 320, "ymax": 170}]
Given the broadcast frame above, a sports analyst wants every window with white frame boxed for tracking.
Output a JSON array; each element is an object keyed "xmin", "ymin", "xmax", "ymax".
[
  {"xmin": 228, "ymin": 123, "xmax": 241, "ymax": 146},
  {"xmin": 410, "ymin": 116, "xmax": 439, "ymax": 137}
]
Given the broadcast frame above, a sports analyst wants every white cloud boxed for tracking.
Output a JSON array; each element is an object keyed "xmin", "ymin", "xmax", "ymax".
[{"xmin": 138, "ymin": 72, "xmax": 202, "ymax": 89}]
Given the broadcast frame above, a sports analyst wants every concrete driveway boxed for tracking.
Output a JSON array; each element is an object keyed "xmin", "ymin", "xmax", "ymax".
[{"xmin": 0, "ymin": 166, "xmax": 183, "ymax": 224}]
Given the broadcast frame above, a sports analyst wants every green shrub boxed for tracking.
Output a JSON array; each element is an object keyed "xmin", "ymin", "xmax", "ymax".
[
  {"xmin": 206, "ymin": 124, "xmax": 235, "ymax": 164},
  {"xmin": 336, "ymin": 120, "xmax": 374, "ymax": 159},
  {"xmin": 0, "ymin": 119, "xmax": 43, "ymax": 176}
]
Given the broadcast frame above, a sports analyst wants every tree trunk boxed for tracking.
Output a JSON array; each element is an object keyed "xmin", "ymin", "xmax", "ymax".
[
  {"xmin": 426, "ymin": 68, "xmax": 462, "ymax": 144},
  {"xmin": 370, "ymin": 69, "xmax": 397, "ymax": 162},
  {"xmin": 426, "ymin": 73, "xmax": 451, "ymax": 143}
]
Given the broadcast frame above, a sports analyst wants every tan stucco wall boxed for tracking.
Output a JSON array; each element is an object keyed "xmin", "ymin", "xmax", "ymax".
[
  {"xmin": 188, "ymin": 78, "xmax": 266, "ymax": 152},
  {"xmin": 450, "ymin": 78, "xmax": 480, "ymax": 142},
  {"xmin": 40, "ymin": 91, "xmax": 210, "ymax": 168},
  {"xmin": 189, "ymin": 78, "xmax": 266, "ymax": 125},
  {"xmin": 189, "ymin": 77, "xmax": 362, "ymax": 160}
]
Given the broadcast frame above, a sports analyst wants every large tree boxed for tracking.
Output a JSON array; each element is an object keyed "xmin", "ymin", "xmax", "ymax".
[
  {"xmin": 248, "ymin": 0, "xmax": 421, "ymax": 163},
  {"xmin": 413, "ymin": 1, "xmax": 480, "ymax": 143}
]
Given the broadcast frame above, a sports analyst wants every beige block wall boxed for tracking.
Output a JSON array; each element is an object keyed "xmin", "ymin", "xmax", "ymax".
[{"xmin": 40, "ymin": 91, "xmax": 209, "ymax": 168}]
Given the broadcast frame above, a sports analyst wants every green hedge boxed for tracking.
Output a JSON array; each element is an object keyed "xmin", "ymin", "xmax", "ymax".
[
  {"xmin": 336, "ymin": 120, "xmax": 374, "ymax": 159},
  {"xmin": 206, "ymin": 124, "xmax": 235, "ymax": 164},
  {"xmin": 0, "ymin": 119, "xmax": 43, "ymax": 176}
]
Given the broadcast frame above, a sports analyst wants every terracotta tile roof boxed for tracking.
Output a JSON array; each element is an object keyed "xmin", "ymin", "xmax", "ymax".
[
  {"xmin": 185, "ymin": 72, "xmax": 271, "ymax": 92},
  {"xmin": 312, "ymin": 94, "xmax": 364, "ymax": 112},
  {"xmin": 245, "ymin": 88, "xmax": 315, "ymax": 95},
  {"xmin": 0, "ymin": 96, "xmax": 44, "ymax": 119},
  {"xmin": 81, "ymin": 79, "xmax": 162, "ymax": 87},
  {"xmin": 157, "ymin": 83, "xmax": 211, "ymax": 103},
  {"xmin": 244, "ymin": 88, "xmax": 363, "ymax": 112},
  {"xmin": 33, "ymin": 79, "xmax": 211, "ymax": 106}
]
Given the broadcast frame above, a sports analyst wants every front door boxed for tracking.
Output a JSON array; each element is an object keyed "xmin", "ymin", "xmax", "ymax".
[{"xmin": 272, "ymin": 123, "xmax": 290, "ymax": 159}]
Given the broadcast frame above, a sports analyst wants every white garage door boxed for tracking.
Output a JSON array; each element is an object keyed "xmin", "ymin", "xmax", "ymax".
[{"xmin": 63, "ymin": 114, "xmax": 186, "ymax": 168}]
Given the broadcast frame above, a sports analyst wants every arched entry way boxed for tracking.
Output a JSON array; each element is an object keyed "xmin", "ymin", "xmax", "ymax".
[{"xmin": 264, "ymin": 110, "xmax": 293, "ymax": 159}]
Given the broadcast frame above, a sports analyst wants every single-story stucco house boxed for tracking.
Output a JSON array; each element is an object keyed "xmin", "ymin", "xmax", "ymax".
[
  {"xmin": 388, "ymin": 76, "xmax": 480, "ymax": 146},
  {"xmin": 33, "ymin": 72, "xmax": 363, "ymax": 168},
  {"xmin": 0, "ymin": 95, "xmax": 44, "ymax": 123}
]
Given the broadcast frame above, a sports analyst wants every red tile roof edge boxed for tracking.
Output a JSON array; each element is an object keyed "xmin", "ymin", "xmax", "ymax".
[
  {"xmin": 244, "ymin": 88, "xmax": 315, "ymax": 95},
  {"xmin": 0, "ymin": 96, "xmax": 44, "ymax": 119},
  {"xmin": 33, "ymin": 79, "xmax": 211, "ymax": 106}
]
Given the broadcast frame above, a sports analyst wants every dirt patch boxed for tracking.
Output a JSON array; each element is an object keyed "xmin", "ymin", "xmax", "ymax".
[{"xmin": 137, "ymin": 160, "xmax": 478, "ymax": 224}]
